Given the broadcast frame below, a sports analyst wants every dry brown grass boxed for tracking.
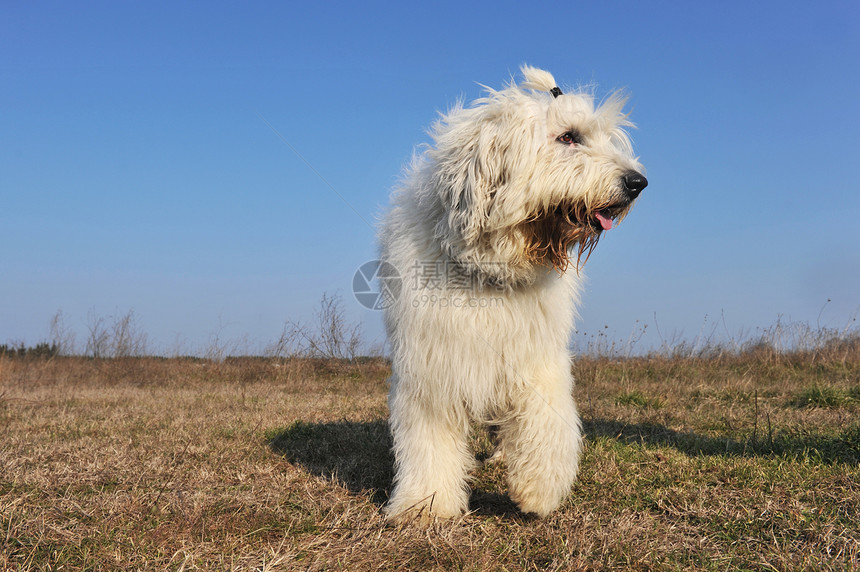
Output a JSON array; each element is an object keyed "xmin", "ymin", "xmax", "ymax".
[{"xmin": 1, "ymin": 340, "xmax": 858, "ymax": 571}]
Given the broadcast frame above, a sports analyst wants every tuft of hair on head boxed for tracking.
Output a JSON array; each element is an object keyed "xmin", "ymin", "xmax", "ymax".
[{"xmin": 519, "ymin": 65, "xmax": 559, "ymax": 95}]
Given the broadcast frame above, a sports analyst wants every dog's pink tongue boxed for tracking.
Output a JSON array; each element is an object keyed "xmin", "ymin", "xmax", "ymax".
[{"xmin": 595, "ymin": 211, "xmax": 613, "ymax": 230}]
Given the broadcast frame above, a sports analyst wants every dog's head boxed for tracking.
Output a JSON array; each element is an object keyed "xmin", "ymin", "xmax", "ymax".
[{"xmin": 426, "ymin": 65, "xmax": 647, "ymax": 280}]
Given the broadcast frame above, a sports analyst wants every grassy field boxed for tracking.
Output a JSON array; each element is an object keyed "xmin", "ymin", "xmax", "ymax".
[{"xmin": 1, "ymin": 340, "xmax": 859, "ymax": 570}]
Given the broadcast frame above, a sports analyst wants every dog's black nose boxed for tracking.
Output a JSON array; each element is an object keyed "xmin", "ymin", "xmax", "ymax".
[{"xmin": 622, "ymin": 171, "xmax": 648, "ymax": 199}]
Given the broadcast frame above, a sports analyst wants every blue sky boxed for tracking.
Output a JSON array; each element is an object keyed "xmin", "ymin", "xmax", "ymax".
[{"xmin": 2, "ymin": 1, "xmax": 859, "ymax": 354}]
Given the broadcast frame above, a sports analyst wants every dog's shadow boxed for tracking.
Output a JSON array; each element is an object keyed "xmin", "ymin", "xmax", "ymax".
[
  {"xmin": 266, "ymin": 419, "xmax": 523, "ymax": 516},
  {"xmin": 584, "ymin": 418, "xmax": 860, "ymax": 465},
  {"xmin": 268, "ymin": 419, "xmax": 394, "ymax": 505},
  {"xmin": 268, "ymin": 416, "xmax": 858, "ymax": 517}
]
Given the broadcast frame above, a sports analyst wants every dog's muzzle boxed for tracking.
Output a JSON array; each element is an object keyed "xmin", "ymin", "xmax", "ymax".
[{"xmin": 592, "ymin": 171, "xmax": 648, "ymax": 231}]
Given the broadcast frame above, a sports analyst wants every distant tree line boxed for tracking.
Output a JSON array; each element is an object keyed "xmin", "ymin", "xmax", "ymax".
[{"xmin": 0, "ymin": 342, "xmax": 60, "ymax": 359}]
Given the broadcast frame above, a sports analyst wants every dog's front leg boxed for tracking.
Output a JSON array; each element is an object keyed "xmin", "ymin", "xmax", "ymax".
[
  {"xmin": 384, "ymin": 384, "xmax": 475, "ymax": 522},
  {"xmin": 499, "ymin": 365, "xmax": 582, "ymax": 516}
]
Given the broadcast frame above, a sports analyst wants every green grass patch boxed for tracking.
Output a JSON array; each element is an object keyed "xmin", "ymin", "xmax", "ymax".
[
  {"xmin": 794, "ymin": 384, "xmax": 849, "ymax": 408},
  {"xmin": 615, "ymin": 389, "xmax": 663, "ymax": 409}
]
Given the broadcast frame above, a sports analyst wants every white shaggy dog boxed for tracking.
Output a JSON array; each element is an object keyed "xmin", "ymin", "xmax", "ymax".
[{"xmin": 379, "ymin": 66, "xmax": 647, "ymax": 521}]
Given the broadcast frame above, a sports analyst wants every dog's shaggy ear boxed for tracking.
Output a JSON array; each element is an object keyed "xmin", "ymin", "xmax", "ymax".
[
  {"xmin": 428, "ymin": 107, "xmax": 499, "ymax": 247},
  {"xmin": 428, "ymin": 95, "xmax": 540, "ymax": 250}
]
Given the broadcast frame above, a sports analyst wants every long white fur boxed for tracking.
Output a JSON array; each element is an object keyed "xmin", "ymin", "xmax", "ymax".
[{"xmin": 380, "ymin": 65, "xmax": 645, "ymax": 521}]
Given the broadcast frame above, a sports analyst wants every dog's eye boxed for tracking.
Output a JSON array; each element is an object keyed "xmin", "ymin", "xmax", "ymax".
[{"xmin": 557, "ymin": 131, "xmax": 582, "ymax": 146}]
